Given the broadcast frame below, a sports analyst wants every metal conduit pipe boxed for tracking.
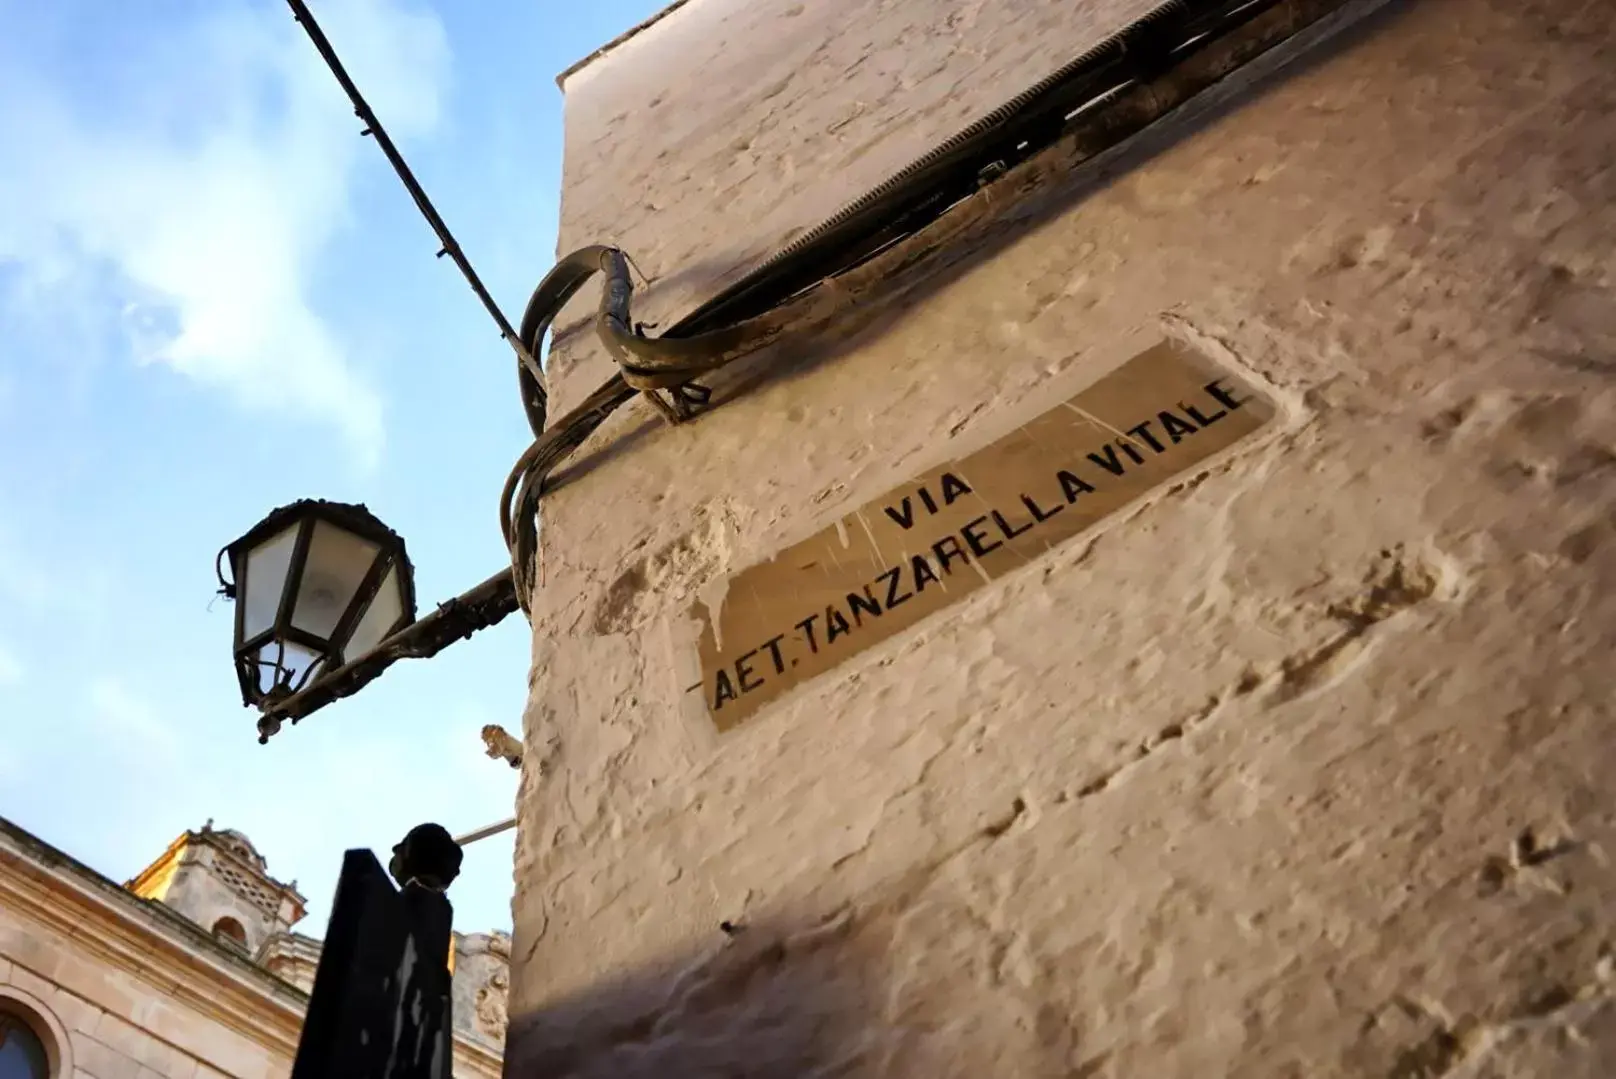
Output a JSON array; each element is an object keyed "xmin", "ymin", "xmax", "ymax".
[{"xmin": 454, "ymin": 818, "xmax": 517, "ymax": 848}]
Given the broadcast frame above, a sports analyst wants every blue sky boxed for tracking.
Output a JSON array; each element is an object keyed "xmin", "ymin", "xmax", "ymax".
[{"xmin": 0, "ymin": 0, "xmax": 668, "ymax": 937}]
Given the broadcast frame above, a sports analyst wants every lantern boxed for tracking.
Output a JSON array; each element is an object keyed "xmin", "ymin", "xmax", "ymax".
[{"xmin": 221, "ymin": 500, "xmax": 416, "ymax": 719}]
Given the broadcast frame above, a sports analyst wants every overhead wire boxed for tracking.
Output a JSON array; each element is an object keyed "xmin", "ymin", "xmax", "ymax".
[{"xmin": 283, "ymin": 0, "xmax": 544, "ymax": 392}]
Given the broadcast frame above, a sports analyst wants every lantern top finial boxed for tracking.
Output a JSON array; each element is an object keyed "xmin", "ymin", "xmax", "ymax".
[{"xmin": 224, "ymin": 498, "xmax": 405, "ymax": 561}]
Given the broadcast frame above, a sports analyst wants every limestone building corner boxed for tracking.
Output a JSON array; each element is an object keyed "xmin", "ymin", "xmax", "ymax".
[
  {"xmin": 0, "ymin": 816, "xmax": 508, "ymax": 1078},
  {"xmin": 125, "ymin": 823, "xmax": 307, "ymax": 960},
  {"xmin": 508, "ymin": 0, "xmax": 1616, "ymax": 1075}
]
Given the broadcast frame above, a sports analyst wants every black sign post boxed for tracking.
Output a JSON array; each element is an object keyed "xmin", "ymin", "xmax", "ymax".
[{"xmin": 291, "ymin": 824, "xmax": 464, "ymax": 1079}]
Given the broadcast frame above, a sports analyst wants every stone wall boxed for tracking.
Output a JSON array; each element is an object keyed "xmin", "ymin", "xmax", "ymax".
[
  {"xmin": 0, "ymin": 898, "xmax": 299, "ymax": 1079},
  {"xmin": 510, "ymin": 0, "xmax": 1616, "ymax": 1074},
  {"xmin": 125, "ymin": 830, "xmax": 305, "ymax": 960},
  {"xmin": 0, "ymin": 818, "xmax": 505, "ymax": 1079},
  {"xmin": 158, "ymin": 861, "xmax": 274, "ymax": 957},
  {"xmin": 1, "ymin": 823, "xmax": 305, "ymax": 1079}
]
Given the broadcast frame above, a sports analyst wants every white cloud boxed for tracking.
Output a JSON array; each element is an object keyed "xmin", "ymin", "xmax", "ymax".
[
  {"xmin": 87, "ymin": 678, "xmax": 182, "ymax": 760},
  {"xmin": 0, "ymin": 0, "xmax": 451, "ymax": 470}
]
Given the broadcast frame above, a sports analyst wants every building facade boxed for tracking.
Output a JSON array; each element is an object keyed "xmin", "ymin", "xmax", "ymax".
[
  {"xmin": 508, "ymin": 0, "xmax": 1616, "ymax": 1075},
  {"xmin": 0, "ymin": 818, "xmax": 507, "ymax": 1078}
]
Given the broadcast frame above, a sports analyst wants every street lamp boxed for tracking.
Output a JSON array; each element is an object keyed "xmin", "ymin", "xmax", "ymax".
[{"xmin": 220, "ymin": 499, "xmax": 416, "ymax": 741}]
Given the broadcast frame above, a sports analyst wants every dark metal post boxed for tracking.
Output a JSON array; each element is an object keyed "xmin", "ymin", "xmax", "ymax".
[{"xmin": 291, "ymin": 824, "xmax": 465, "ymax": 1079}]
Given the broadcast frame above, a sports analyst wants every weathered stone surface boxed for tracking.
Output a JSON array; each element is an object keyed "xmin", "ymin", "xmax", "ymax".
[
  {"xmin": 545, "ymin": 0, "xmax": 1177, "ymax": 416},
  {"xmin": 70, "ymin": 1030, "xmax": 138, "ymax": 1079},
  {"xmin": 551, "ymin": 0, "xmax": 1162, "ymax": 343},
  {"xmin": 0, "ymin": 897, "xmax": 288, "ymax": 1078},
  {"xmin": 512, "ymin": 0, "xmax": 1616, "ymax": 1074},
  {"xmin": 450, "ymin": 930, "xmax": 513, "ymax": 1050}
]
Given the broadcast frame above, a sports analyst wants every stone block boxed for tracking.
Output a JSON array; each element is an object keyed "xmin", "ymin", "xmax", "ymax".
[
  {"xmin": 46, "ymin": 952, "xmax": 147, "ymax": 1021},
  {"xmin": 91, "ymin": 1011, "xmax": 187, "ymax": 1075},
  {"xmin": 1, "ymin": 960, "xmax": 56, "ymax": 1004},
  {"xmin": 47, "ymin": 987, "xmax": 105, "ymax": 1040},
  {"xmin": 137, "ymin": 997, "xmax": 260, "ymax": 1077},
  {"xmin": 0, "ymin": 917, "xmax": 60, "ymax": 978},
  {"xmin": 166, "ymin": 1057, "xmax": 200, "ymax": 1079},
  {"xmin": 70, "ymin": 1031, "xmax": 140, "ymax": 1079},
  {"xmin": 1, "ymin": 961, "xmax": 103, "ymax": 1038},
  {"xmin": 1, "ymin": 917, "xmax": 146, "ymax": 1022}
]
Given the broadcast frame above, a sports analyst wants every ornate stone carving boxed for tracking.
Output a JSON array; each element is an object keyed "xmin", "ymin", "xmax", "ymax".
[{"xmin": 473, "ymin": 969, "xmax": 509, "ymax": 1043}]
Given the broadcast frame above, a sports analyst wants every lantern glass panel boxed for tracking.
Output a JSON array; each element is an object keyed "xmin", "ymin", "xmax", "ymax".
[
  {"xmin": 345, "ymin": 561, "xmax": 404, "ymax": 661},
  {"xmin": 249, "ymin": 639, "xmax": 324, "ymax": 698},
  {"xmin": 290, "ymin": 520, "xmax": 380, "ymax": 641},
  {"xmin": 242, "ymin": 525, "xmax": 299, "ymax": 640}
]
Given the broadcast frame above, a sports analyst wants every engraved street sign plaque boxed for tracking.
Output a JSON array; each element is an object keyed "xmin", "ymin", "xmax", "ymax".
[{"xmin": 684, "ymin": 339, "xmax": 1276, "ymax": 733}]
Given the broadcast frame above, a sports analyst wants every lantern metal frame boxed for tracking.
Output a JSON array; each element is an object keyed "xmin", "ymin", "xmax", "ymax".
[{"xmin": 220, "ymin": 499, "xmax": 417, "ymax": 720}]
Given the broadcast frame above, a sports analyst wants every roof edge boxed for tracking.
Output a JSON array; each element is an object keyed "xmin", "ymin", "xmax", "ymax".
[
  {"xmin": 0, "ymin": 814, "xmax": 310, "ymax": 1007},
  {"xmin": 555, "ymin": 0, "xmax": 694, "ymax": 90},
  {"xmin": 125, "ymin": 830, "xmax": 190, "ymax": 896}
]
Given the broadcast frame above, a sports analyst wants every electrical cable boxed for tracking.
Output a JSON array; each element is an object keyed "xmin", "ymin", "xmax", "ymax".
[{"xmin": 500, "ymin": 245, "xmax": 798, "ymax": 612}]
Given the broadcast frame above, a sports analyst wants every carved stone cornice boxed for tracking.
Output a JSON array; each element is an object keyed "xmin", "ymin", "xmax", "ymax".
[{"xmin": 0, "ymin": 835, "xmax": 306, "ymax": 1059}]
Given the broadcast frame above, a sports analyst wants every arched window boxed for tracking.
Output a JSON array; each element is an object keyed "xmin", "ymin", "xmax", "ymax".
[
  {"xmin": 212, "ymin": 916, "xmax": 249, "ymax": 949},
  {"xmin": 0, "ymin": 1012, "xmax": 50, "ymax": 1079}
]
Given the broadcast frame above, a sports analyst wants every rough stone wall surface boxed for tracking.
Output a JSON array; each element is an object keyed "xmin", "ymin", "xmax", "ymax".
[
  {"xmin": 512, "ymin": 0, "xmax": 1616, "ymax": 1075},
  {"xmin": 546, "ymin": 0, "xmax": 1163, "ymax": 410}
]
